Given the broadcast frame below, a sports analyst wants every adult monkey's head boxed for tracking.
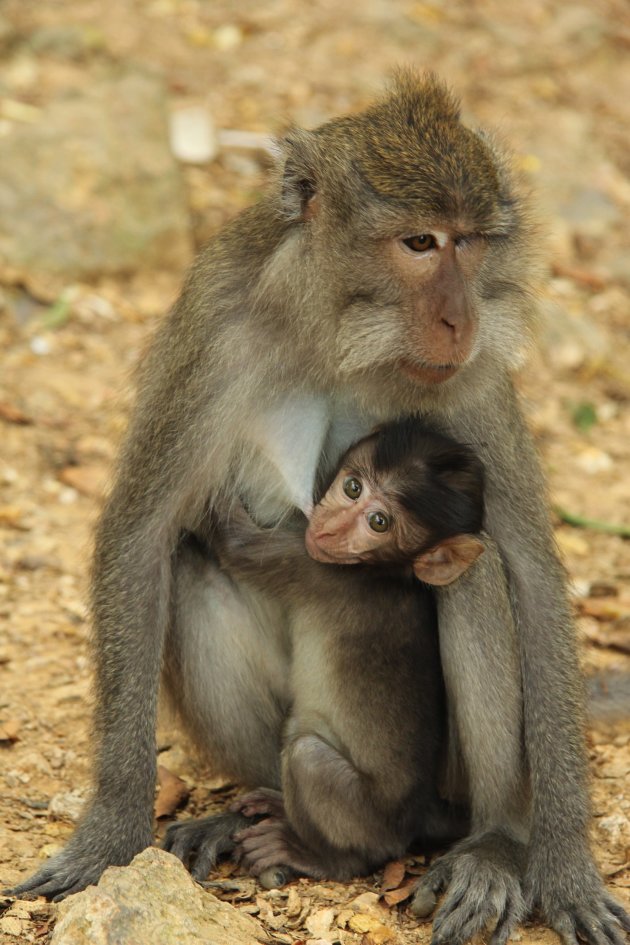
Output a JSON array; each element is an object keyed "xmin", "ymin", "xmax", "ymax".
[{"xmin": 265, "ymin": 71, "xmax": 538, "ymax": 407}]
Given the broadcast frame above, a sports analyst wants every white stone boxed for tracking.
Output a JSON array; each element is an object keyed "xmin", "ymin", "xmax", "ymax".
[{"xmin": 169, "ymin": 106, "xmax": 219, "ymax": 164}]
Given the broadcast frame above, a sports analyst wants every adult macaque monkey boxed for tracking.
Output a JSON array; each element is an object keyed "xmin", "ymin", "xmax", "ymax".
[
  {"xmin": 163, "ymin": 421, "xmax": 483, "ymax": 886},
  {"xmin": 9, "ymin": 72, "xmax": 629, "ymax": 945}
]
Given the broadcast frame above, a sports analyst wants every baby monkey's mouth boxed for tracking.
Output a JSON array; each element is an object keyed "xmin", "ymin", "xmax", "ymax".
[{"xmin": 304, "ymin": 528, "xmax": 360, "ymax": 565}]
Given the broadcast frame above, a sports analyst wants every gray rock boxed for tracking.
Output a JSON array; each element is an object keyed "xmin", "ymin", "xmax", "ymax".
[
  {"xmin": 0, "ymin": 71, "xmax": 193, "ymax": 286},
  {"xmin": 539, "ymin": 298, "xmax": 609, "ymax": 370},
  {"xmin": 51, "ymin": 847, "xmax": 269, "ymax": 945},
  {"xmin": 588, "ymin": 669, "xmax": 630, "ymax": 723},
  {"xmin": 558, "ymin": 187, "xmax": 619, "ymax": 234},
  {"xmin": 48, "ymin": 789, "xmax": 86, "ymax": 823},
  {"xmin": 28, "ymin": 25, "xmax": 106, "ymax": 59}
]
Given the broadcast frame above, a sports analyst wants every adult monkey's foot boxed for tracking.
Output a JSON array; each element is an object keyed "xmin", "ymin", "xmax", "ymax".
[
  {"xmin": 163, "ymin": 811, "xmax": 249, "ymax": 881},
  {"xmin": 410, "ymin": 829, "xmax": 526, "ymax": 945},
  {"xmin": 526, "ymin": 850, "xmax": 630, "ymax": 945},
  {"xmin": 3, "ymin": 803, "xmax": 153, "ymax": 901}
]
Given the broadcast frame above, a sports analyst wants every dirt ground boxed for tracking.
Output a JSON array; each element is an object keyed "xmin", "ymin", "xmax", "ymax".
[{"xmin": 0, "ymin": 2, "xmax": 629, "ymax": 943}]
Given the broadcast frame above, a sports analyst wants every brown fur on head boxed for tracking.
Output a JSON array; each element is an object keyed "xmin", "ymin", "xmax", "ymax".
[{"xmin": 333, "ymin": 72, "xmax": 503, "ymax": 224}]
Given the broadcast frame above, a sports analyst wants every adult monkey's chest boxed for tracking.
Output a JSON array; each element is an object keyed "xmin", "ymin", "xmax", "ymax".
[{"xmin": 241, "ymin": 390, "xmax": 381, "ymax": 525}]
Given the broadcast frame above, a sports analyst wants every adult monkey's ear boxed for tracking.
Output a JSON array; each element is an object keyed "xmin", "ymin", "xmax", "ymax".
[
  {"xmin": 413, "ymin": 535, "xmax": 484, "ymax": 586},
  {"xmin": 279, "ymin": 128, "xmax": 321, "ymax": 222}
]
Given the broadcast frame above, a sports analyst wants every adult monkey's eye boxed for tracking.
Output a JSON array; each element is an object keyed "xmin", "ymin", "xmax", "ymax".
[
  {"xmin": 403, "ymin": 234, "xmax": 437, "ymax": 253},
  {"xmin": 343, "ymin": 476, "xmax": 362, "ymax": 500},
  {"xmin": 368, "ymin": 511, "xmax": 390, "ymax": 532}
]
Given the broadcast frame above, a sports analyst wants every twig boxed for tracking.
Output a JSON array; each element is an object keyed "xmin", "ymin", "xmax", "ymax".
[{"xmin": 555, "ymin": 507, "xmax": 630, "ymax": 539}]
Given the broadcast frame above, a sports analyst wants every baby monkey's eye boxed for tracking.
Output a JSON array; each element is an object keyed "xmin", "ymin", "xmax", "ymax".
[
  {"xmin": 368, "ymin": 511, "xmax": 390, "ymax": 533},
  {"xmin": 343, "ymin": 476, "xmax": 362, "ymax": 500},
  {"xmin": 402, "ymin": 234, "xmax": 437, "ymax": 253}
]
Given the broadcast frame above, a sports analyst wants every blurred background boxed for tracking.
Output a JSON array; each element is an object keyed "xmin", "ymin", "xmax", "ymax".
[{"xmin": 0, "ymin": 2, "xmax": 629, "ymax": 942}]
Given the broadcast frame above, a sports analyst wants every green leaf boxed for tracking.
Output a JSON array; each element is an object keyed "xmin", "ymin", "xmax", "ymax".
[
  {"xmin": 571, "ymin": 401, "xmax": 597, "ymax": 432},
  {"xmin": 41, "ymin": 296, "xmax": 71, "ymax": 330}
]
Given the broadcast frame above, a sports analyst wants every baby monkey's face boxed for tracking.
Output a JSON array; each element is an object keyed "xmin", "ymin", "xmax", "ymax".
[
  {"xmin": 304, "ymin": 439, "xmax": 484, "ymax": 586},
  {"xmin": 305, "ymin": 442, "xmax": 417, "ymax": 566}
]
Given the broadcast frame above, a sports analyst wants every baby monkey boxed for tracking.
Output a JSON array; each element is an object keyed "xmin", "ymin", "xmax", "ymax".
[{"xmin": 167, "ymin": 419, "xmax": 485, "ymax": 884}]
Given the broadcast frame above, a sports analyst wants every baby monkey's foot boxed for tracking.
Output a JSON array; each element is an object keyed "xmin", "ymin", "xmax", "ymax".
[
  {"xmin": 230, "ymin": 787, "xmax": 286, "ymax": 819},
  {"xmin": 234, "ymin": 816, "xmax": 322, "ymax": 888}
]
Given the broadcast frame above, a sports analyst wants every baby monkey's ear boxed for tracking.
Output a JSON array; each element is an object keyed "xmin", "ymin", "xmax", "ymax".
[{"xmin": 413, "ymin": 535, "xmax": 484, "ymax": 586}]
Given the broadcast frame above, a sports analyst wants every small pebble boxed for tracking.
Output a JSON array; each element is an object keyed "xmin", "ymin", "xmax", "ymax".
[{"xmin": 30, "ymin": 336, "xmax": 51, "ymax": 356}]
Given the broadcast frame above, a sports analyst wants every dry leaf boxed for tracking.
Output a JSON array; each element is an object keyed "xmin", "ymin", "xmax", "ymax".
[
  {"xmin": 589, "ymin": 582, "xmax": 619, "ymax": 598},
  {"xmin": 580, "ymin": 599, "xmax": 629, "ymax": 621},
  {"xmin": 304, "ymin": 907, "xmax": 335, "ymax": 938},
  {"xmin": 43, "ymin": 822, "xmax": 72, "ymax": 838},
  {"xmin": 255, "ymin": 895, "xmax": 275, "ymax": 925},
  {"xmin": 575, "ymin": 446, "xmax": 614, "ymax": 475},
  {"xmin": 0, "ymin": 505, "xmax": 30, "ymax": 530},
  {"xmin": 154, "ymin": 765, "xmax": 190, "ymax": 818},
  {"xmin": 205, "ymin": 773, "xmax": 235, "ymax": 791},
  {"xmin": 380, "ymin": 860, "xmax": 406, "ymax": 892},
  {"xmin": 38, "ymin": 842, "xmax": 64, "ymax": 859},
  {"xmin": 404, "ymin": 857, "xmax": 426, "ymax": 874},
  {"xmin": 349, "ymin": 914, "xmax": 385, "ymax": 934},
  {"xmin": 58, "ymin": 464, "xmax": 108, "ymax": 498},
  {"xmin": 555, "ymin": 529, "xmax": 589, "ymax": 557},
  {"xmin": 0, "ymin": 719, "xmax": 21, "ymax": 742},
  {"xmin": 0, "ymin": 917, "xmax": 24, "ymax": 937},
  {"xmin": 217, "ymin": 860, "xmax": 239, "ymax": 879},
  {"xmin": 551, "ymin": 263, "xmax": 606, "ymax": 291},
  {"xmin": 348, "ymin": 892, "xmax": 381, "ymax": 912},
  {"xmin": 581, "ymin": 623, "xmax": 630, "ymax": 655},
  {"xmin": 336, "ymin": 909, "xmax": 355, "ymax": 928},
  {"xmin": 285, "ymin": 887, "xmax": 302, "ymax": 917},
  {"xmin": 361, "ymin": 926, "xmax": 395, "ymax": 944},
  {"xmin": 382, "ymin": 880, "xmax": 417, "ymax": 907},
  {"xmin": 599, "ymin": 759, "xmax": 630, "ymax": 779},
  {"xmin": 0, "ymin": 401, "xmax": 32, "ymax": 424}
]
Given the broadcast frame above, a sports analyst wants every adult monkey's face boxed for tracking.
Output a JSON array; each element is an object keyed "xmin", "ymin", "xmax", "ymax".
[{"xmin": 275, "ymin": 72, "xmax": 536, "ymax": 393}]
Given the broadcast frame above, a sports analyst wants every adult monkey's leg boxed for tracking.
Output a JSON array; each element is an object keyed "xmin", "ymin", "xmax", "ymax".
[
  {"xmin": 413, "ymin": 379, "xmax": 630, "ymax": 945},
  {"xmin": 484, "ymin": 393, "xmax": 629, "ymax": 945}
]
